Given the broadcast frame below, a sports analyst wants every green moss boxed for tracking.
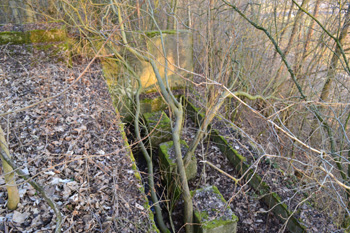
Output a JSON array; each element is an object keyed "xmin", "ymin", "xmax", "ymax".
[
  {"xmin": 144, "ymin": 111, "xmax": 171, "ymax": 125},
  {"xmin": 218, "ymin": 134, "xmax": 247, "ymax": 162},
  {"xmin": 196, "ymin": 211, "xmax": 237, "ymax": 230},
  {"xmin": 143, "ymin": 111, "xmax": 172, "ymax": 146},
  {"xmin": 0, "ymin": 29, "xmax": 66, "ymax": 45},
  {"xmin": 192, "ymin": 186, "xmax": 238, "ymax": 233},
  {"xmin": 144, "ymin": 30, "xmax": 177, "ymax": 38},
  {"xmin": 0, "ymin": 31, "xmax": 30, "ymax": 44},
  {"xmin": 159, "ymin": 140, "xmax": 196, "ymax": 181},
  {"xmin": 29, "ymin": 29, "xmax": 66, "ymax": 43},
  {"xmin": 140, "ymin": 96, "xmax": 168, "ymax": 114},
  {"xmin": 185, "ymin": 99, "xmax": 206, "ymax": 125}
]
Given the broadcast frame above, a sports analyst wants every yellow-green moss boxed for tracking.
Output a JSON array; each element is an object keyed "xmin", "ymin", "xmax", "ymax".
[
  {"xmin": 192, "ymin": 186, "xmax": 238, "ymax": 232},
  {"xmin": 29, "ymin": 29, "xmax": 66, "ymax": 43},
  {"xmin": 0, "ymin": 29, "xmax": 66, "ymax": 45},
  {"xmin": 143, "ymin": 111, "xmax": 172, "ymax": 146},
  {"xmin": 0, "ymin": 31, "xmax": 30, "ymax": 44},
  {"xmin": 144, "ymin": 30, "xmax": 177, "ymax": 38},
  {"xmin": 159, "ymin": 140, "xmax": 197, "ymax": 181}
]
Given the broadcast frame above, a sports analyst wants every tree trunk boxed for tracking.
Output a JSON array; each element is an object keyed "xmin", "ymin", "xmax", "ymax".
[
  {"xmin": 273, "ymin": 0, "xmax": 310, "ymax": 84},
  {"xmin": 299, "ymin": 0, "xmax": 321, "ymax": 71},
  {"xmin": 319, "ymin": 4, "xmax": 350, "ymax": 102},
  {"xmin": 0, "ymin": 126, "xmax": 20, "ymax": 210},
  {"xmin": 167, "ymin": 0, "xmax": 178, "ymax": 30},
  {"xmin": 283, "ymin": 0, "xmax": 311, "ymax": 58}
]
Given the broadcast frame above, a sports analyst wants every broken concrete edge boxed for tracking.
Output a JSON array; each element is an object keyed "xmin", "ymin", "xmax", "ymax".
[
  {"xmin": 158, "ymin": 140, "xmax": 187, "ymax": 203},
  {"xmin": 183, "ymin": 97, "xmax": 307, "ymax": 232},
  {"xmin": 158, "ymin": 140, "xmax": 197, "ymax": 181},
  {"xmin": 116, "ymin": 113, "xmax": 160, "ymax": 233},
  {"xmin": 191, "ymin": 186, "xmax": 238, "ymax": 230},
  {"xmin": 0, "ymin": 27, "xmax": 72, "ymax": 66},
  {"xmin": 214, "ymin": 116, "xmax": 264, "ymax": 156},
  {"xmin": 0, "ymin": 28, "xmax": 67, "ymax": 45}
]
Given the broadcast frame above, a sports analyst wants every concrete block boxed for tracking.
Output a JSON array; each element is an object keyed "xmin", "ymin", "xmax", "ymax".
[
  {"xmin": 143, "ymin": 111, "xmax": 172, "ymax": 146},
  {"xmin": 158, "ymin": 140, "xmax": 197, "ymax": 181},
  {"xmin": 192, "ymin": 186, "xmax": 238, "ymax": 233}
]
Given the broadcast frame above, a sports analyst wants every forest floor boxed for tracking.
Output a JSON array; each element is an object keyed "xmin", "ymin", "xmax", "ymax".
[{"xmin": 0, "ymin": 43, "xmax": 156, "ymax": 232}]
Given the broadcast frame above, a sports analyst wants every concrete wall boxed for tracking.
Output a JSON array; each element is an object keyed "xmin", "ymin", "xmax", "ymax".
[
  {"xmin": 104, "ymin": 30, "xmax": 193, "ymax": 93},
  {"xmin": 102, "ymin": 30, "xmax": 193, "ymax": 119}
]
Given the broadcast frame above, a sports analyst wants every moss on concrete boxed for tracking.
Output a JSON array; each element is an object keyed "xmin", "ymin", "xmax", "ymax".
[
  {"xmin": 0, "ymin": 31, "xmax": 30, "ymax": 44},
  {"xmin": 140, "ymin": 96, "xmax": 168, "ymax": 114},
  {"xmin": 184, "ymin": 98, "xmax": 307, "ymax": 233},
  {"xmin": 144, "ymin": 30, "xmax": 177, "ymax": 38},
  {"xmin": 158, "ymin": 140, "xmax": 197, "ymax": 181},
  {"xmin": 0, "ymin": 29, "xmax": 66, "ymax": 45},
  {"xmin": 143, "ymin": 111, "xmax": 172, "ymax": 146},
  {"xmin": 192, "ymin": 186, "xmax": 238, "ymax": 233},
  {"xmin": 29, "ymin": 29, "xmax": 66, "ymax": 43}
]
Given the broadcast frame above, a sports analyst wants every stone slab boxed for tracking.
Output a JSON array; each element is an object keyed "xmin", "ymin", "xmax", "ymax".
[
  {"xmin": 158, "ymin": 140, "xmax": 197, "ymax": 181},
  {"xmin": 192, "ymin": 186, "xmax": 238, "ymax": 233}
]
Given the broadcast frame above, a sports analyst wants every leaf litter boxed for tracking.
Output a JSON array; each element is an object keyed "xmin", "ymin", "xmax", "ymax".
[{"xmin": 0, "ymin": 43, "xmax": 155, "ymax": 232}]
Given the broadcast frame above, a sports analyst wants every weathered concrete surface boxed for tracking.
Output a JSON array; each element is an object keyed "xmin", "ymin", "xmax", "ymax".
[
  {"xmin": 103, "ymin": 30, "xmax": 192, "ymax": 93},
  {"xmin": 140, "ymin": 96, "xmax": 169, "ymax": 115},
  {"xmin": 192, "ymin": 186, "xmax": 238, "ymax": 233},
  {"xmin": 0, "ymin": 29, "xmax": 66, "ymax": 45},
  {"xmin": 137, "ymin": 30, "xmax": 192, "ymax": 93},
  {"xmin": 143, "ymin": 111, "xmax": 172, "ymax": 146},
  {"xmin": 158, "ymin": 140, "xmax": 197, "ymax": 203},
  {"xmin": 158, "ymin": 140, "xmax": 197, "ymax": 181},
  {"xmin": 103, "ymin": 31, "xmax": 192, "ymax": 120}
]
